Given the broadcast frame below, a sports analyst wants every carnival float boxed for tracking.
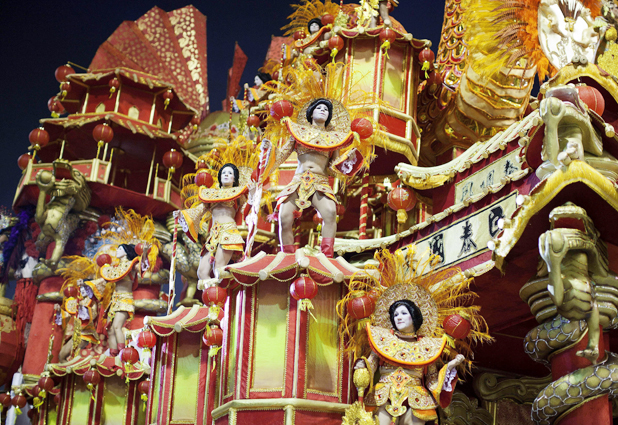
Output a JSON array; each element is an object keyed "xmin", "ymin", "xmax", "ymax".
[{"xmin": 1, "ymin": 0, "xmax": 618, "ymax": 424}]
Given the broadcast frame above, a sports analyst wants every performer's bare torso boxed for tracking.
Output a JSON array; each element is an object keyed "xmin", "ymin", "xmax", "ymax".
[
  {"xmin": 211, "ymin": 203, "xmax": 236, "ymax": 224},
  {"xmin": 295, "ymin": 150, "xmax": 330, "ymax": 175}
]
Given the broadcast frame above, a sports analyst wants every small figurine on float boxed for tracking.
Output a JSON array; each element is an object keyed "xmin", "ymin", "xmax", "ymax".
[
  {"xmin": 259, "ymin": 62, "xmax": 383, "ymax": 257},
  {"xmin": 281, "ymin": 0, "xmax": 339, "ymax": 56},
  {"xmin": 339, "ymin": 249, "xmax": 491, "ymax": 425},
  {"xmin": 246, "ymin": 72, "xmax": 273, "ymax": 106},
  {"xmin": 176, "ymin": 138, "xmax": 258, "ymax": 289}
]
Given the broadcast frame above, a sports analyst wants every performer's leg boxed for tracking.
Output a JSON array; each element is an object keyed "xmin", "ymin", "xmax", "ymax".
[
  {"xmin": 213, "ymin": 246, "xmax": 233, "ymax": 278},
  {"xmin": 376, "ymin": 406, "xmax": 396, "ymax": 425},
  {"xmin": 111, "ymin": 311, "xmax": 129, "ymax": 350},
  {"xmin": 312, "ymin": 193, "xmax": 337, "ymax": 239},
  {"xmin": 279, "ymin": 193, "xmax": 300, "ymax": 247},
  {"xmin": 197, "ymin": 252, "xmax": 213, "ymax": 280}
]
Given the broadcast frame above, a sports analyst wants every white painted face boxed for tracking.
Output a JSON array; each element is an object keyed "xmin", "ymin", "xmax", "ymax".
[
  {"xmin": 254, "ymin": 75, "xmax": 264, "ymax": 86},
  {"xmin": 116, "ymin": 246, "xmax": 127, "ymax": 259},
  {"xmin": 80, "ymin": 285, "xmax": 89, "ymax": 298},
  {"xmin": 393, "ymin": 305, "xmax": 414, "ymax": 333},
  {"xmin": 312, "ymin": 103, "xmax": 330, "ymax": 126},
  {"xmin": 309, "ymin": 22, "xmax": 320, "ymax": 34},
  {"xmin": 220, "ymin": 166, "xmax": 236, "ymax": 188}
]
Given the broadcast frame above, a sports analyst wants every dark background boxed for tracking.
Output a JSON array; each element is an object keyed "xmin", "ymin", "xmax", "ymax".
[{"xmin": 0, "ymin": 1, "xmax": 444, "ymax": 210}]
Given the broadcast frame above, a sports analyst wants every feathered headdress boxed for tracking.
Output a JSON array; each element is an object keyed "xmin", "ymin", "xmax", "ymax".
[
  {"xmin": 337, "ymin": 248, "xmax": 492, "ymax": 372},
  {"xmin": 281, "ymin": 0, "xmax": 341, "ymax": 36},
  {"xmin": 262, "ymin": 61, "xmax": 388, "ymax": 178},
  {"xmin": 463, "ymin": 0, "xmax": 601, "ymax": 81}
]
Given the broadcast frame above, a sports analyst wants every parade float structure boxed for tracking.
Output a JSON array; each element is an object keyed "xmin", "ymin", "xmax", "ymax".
[{"xmin": 0, "ymin": 1, "xmax": 617, "ymax": 425}]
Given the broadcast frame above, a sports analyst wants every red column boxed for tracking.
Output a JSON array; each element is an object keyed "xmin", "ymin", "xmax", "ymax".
[{"xmin": 22, "ymin": 276, "xmax": 64, "ymax": 376}]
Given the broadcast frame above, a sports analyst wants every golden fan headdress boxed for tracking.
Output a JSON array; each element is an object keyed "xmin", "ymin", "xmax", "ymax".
[
  {"xmin": 57, "ymin": 255, "xmax": 99, "ymax": 291},
  {"xmin": 262, "ymin": 61, "xmax": 389, "ymax": 177},
  {"xmin": 337, "ymin": 247, "xmax": 492, "ymax": 372},
  {"xmin": 463, "ymin": 0, "xmax": 600, "ymax": 81},
  {"xmin": 281, "ymin": 0, "xmax": 341, "ymax": 36},
  {"xmin": 98, "ymin": 208, "xmax": 161, "ymax": 272}
]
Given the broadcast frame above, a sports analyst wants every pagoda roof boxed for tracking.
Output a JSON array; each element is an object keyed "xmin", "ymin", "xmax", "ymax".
[
  {"xmin": 47, "ymin": 353, "xmax": 147, "ymax": 381},
  {"xmin": 144, "ymin": 304, "xmax": 213, "ymax": 336}
]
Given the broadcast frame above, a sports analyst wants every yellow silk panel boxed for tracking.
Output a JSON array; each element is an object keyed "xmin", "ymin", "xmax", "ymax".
[
  {"xmin": 70, "ymin": 379, "xmax": 91, "ymax": 425},
  {"xmin": 101, "ymin": 376, "xmax": 128, "ymax": 425},
  {"xmin": 46, "ymin": 404, "xmax": 58, "ymax": 425},
  {"xmin": 382, "ymin": 46, "xmax": 406, "ymax": 111},
  {"xmin": 171, "ymin": 332, "xmax": 201, "ymax": 422},
  {"xmin": 226, "ymin": 293, "xmax": 238, "ymax": 396},
  {"xmin": 252, "ymin": 281, "xmax": 289, "ymax": 390},
  {"xmin": 306, "ymin": 284, "xmax": 340, "ymax": 394},
  {"xmin": 150, "ymin": 362, "xmax": 160, "ymax": 424},
  {"xmin": 350, "ymin": 39, "xmax": 378, "ymax": 104}
]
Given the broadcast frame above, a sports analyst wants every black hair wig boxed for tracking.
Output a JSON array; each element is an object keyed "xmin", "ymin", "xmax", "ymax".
[
  {"xmin": 306, "ymin": 98, "xmax": 333, "ymax": 128},
  {"xmin": 119, "ymin": 244, "xmax": 138, "ymax": 261},
  {"xmin": 255, "ymin": 72, "xmax": 272, "ymax": 85},
  {"xmin": 307, "ymin": 18, "xmax": 323, "ymax": 33}
]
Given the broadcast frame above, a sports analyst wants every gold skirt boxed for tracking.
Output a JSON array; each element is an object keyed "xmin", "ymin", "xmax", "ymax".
[
  {"xmin": 203, "ymin": 221, "xmax": 244, "ymax": 255},
  {"xmin": 276, "ymin": 170, "xmax": 338, "ymax": 211},
  {"xmin": 107, "ymin": 293, "xmax": 135, "ymax": 323}
]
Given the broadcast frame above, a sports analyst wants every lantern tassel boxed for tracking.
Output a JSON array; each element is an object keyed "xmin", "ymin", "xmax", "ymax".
[
  {"xmin": 208, "ymin": 345, "xmax": 222, "ymax": 358},
  {"xmin": 141, "ymin": 394, "xmax": 148, "ymax": 411},
  {"xmin": 33, "ymin": 397, "xmax": 43, "ymax": 410},
  {"xmin": 15, "ymin": 407, "xmax": 22, "ymax": 416},
  {"xmin": 380, "ymin": 41, "xmax": 391, "ymax": 59},
  {"xmin": 422, "ymin": 61, "xmax": 430, "ymax": 79},
  {"xmin": 445, "ymin": 334, "xmax": 456, "ymax": 349},
  {"xmin": 396, "ymin": 209, "xmax": 407, "ymax": 224},
  {"xmin": 109, "ymin": 87, "xmax": 116, "ymax": 99},
  {"xmin": 330, "ymin": 48, "xmax": 339, "ymax": 63}
]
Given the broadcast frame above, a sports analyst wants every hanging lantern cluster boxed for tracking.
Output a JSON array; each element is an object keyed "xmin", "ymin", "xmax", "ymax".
[
  {"xmin": 162, "ymin": 89, "xmax": 174, "ymax": 109},
  {"xmin": 290, "ymin": 275, "xmax": 318, "ymax": 312},
  {"xmin": 419, "ymin": 48, "xmax": 435, "ymax": 79},
  {"xmin": 109, "ymin": 77, "xmax": 120, "ymax": 98},
  {"xmin": 379, "ymin": 28, "xmax": 396, "ymax": 59},
  {"xmin": 387, "ymin": 186, "xmax": 417, "ymax": 224},
  {"xmin": 137, "ymin": 379, "xmax": 150, "ymax": 411},
  {"xmin": 202, "ymin": 325, "xmax": 224, "ymax": 357},
  {"xmin": 93, "ymin": 123, "xmax": 114, "ymax": 159},
  {"xmin": 163, "ymin": 149, "xmax": 183, "ymax": 180}
]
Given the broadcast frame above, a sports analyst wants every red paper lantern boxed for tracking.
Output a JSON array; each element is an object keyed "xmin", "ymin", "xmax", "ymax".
[
  {"xmin": 11, "ymin": 394, "xmax": 26, "ymax": 409},
  {"xmin": 137, "ymin": 380, "xmax": 150, "ymax": 395},
  {"xmin": 48, "ymin": 96, "xmax": 65, "ymax": 116},
  {"xmin": 379, "ymin": 28, "xmax": 396, "ymax": 45},
  {"xmin": 336, "ymin": 204, "xmax": 346, "ymax": 216},
  {"xmin": 576, "ymin": 85, "xmax": 605, "ymax": 116},
  {"xmin": 96, "ymin": 253, "xmax": 112, "ymax": 267},
  {"xmin": 135, "ymin": 243, "xmax": 144, "ymax": 256},
  {"xmin": 108, "ymin": 78, "xmax": 120, "ymax": 96},
  {"xmin": 53, "ymin": 394, "xmax": 61, "ymax": 406},
  {"xmin": 348, "ymin": 295, "xmax": 375, "ymax": 319},
  {"xmin": 83, "ymin": 369, "xmax": 101, "ymax": 386},
  {"xmin": 367, "ymin": 289, "xmax": 379, "ymax": 303},
  {"xmin": 163, "ymin": 149, "xmax": 183, "ymax": 172},
  {"xmin": 328, "ymin": 35, "xmax": 344, "ymax": 52},
  {"xmin": 202, "ymin": 286, "xmax": 227, "ymax": 307},
  {"xmin": 321, "ymin": 14, "xmax": 334, "ymax": 25},
  {"xmin": 443, "ymin": 314, "xmax": 471, "ymax": 339},
  {"xmin": 196, "ymin": 159, "xmax": 208, "ymax": 169},
  {"xmin": 294, "ymin": 30, "xmax": 306, "ymax": 40},
  {"xmin": 191, "ymin": 116, "xmax": 200, "ymax": 131},
  {"xmin": 55, "ymin": 65, "xmax": 75, "ymax": 83},
  {"xmin": 63, "ymin": 285, "xmax": 78, "ymax": 299},
  {"xmin": 419, "ymin": 48, "xmax": 435, "ymax": 66},
  {"xmin": 137, "ymin": 330, "xmax": 157, "ymax": 349},
  {"xmin": 0, "ymin": 393, "xmax": 10, "ymax": 408},
  {"xmin": 18, "ymin": 153, "xmax": 32, "ymax": 170},
  {"xmin": 195, "ymin": 170, "xmax": 214, "ymax": 187},
  {"xmin": 426, "ymin": 71, "xmax": 443, "ymax": 94},
  {"xmin": 28, "ymin": 409, "xmax": 38, "ymax": 420},
  {"xmin": 121, "ymin": 346, "xmax": 140, "ymax": 364},
  {"xmin": 92, "ymin": 123, "xmax": 114, "ymax": 147},
  {"xmin": 387, "ymin": 187, "xmax": 417, "ymax": 224},
  {"xmin": 32, "ymin": 385, "xmax": 41, "ymax": 398},
  {"xmin": 312, "ymin": 213, "xmax": 322, "ymax": 225},
  {"xmin": 29, "ymin": 127, "xmax": 50, "ymax": 149},
  {"xmin": 290, "ymin": 276, "xmax": 318, "ymax": 301},
  {"xmin": 60, "ymin": 81, "xmax": 71, "ymax": 97},
  {"xmin": 38, "ymin": 376, "xmax": 55, "ymax": 392},
  {"xmin": 162, "ymin": 90, "xmax": 174, "ymax": 108},
  {"xmin": 351, "ymin": 118, "xmax": 373, "ymax": 139},
  {"xmin": 270, "ymin": 100, "xmax": 294, "ymax": 120},
  {"xmin": 203, "ymin": 326, "xmax": 223, "ymax": 347},
  {"xmin": 247, "ymin": 115, "xmax": 261, "ymax": 128}
]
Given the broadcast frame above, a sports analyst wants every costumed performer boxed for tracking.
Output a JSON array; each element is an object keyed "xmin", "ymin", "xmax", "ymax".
[
  {"xmin": 339, "ymin": 249, "xmax": 492, "ymax": 425},
  {"xmin": 176, "ymin": 146, "xmax": 257, "ymax": 289}
]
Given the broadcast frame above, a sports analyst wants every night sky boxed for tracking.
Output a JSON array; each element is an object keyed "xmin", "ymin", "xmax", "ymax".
[{"xmin": 0, "ymin": 1, "xmax": 444, "ymax": 210}]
